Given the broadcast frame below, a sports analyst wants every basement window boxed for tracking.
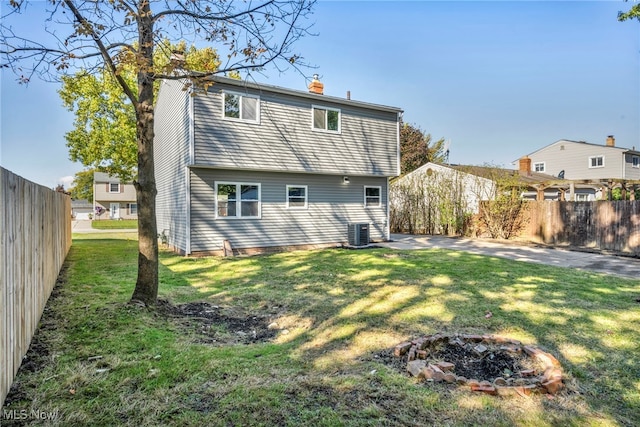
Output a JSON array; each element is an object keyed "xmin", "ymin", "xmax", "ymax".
[{"xmin": 589, "ymin": 156, "xmax": 604, "ymax": 168}]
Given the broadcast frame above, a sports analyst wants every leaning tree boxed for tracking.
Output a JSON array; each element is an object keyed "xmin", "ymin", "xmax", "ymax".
[{"xmin": 1, "ymin": 0, "xmax": 315, "ymax": 305}]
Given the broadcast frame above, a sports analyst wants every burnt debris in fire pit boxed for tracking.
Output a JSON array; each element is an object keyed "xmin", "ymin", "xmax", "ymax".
[{"xmin": 390, "ymin": 333, "xmax": 564, "ymax": 396}]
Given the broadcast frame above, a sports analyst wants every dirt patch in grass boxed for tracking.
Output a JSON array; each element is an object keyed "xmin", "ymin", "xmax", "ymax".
[{"xmin": 155, "ymin": 299, "xmax": 279, "ymax": 345}]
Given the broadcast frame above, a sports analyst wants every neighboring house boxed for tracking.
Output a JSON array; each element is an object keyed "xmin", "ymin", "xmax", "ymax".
[
  {"xmin": 93, "ymin": 172, "xmax": 138, "ymax": 220},
  {"xmin": 453, "ymin": 162, "xmax": 570, "ymax": 201},
  {"xmin": 154, "ymin": 75, "xmax": 402, "ymax": 255},
  {"xmin": 392, "ymin": 162, "xmax": 495, "ymax": 214},
  {"xmin": 520, "ymin": 136, "xmax": 640, "ymax": 182},
  {"xmin": 71, "ymin": 199, "xmax": 93, "ymax": 220}
]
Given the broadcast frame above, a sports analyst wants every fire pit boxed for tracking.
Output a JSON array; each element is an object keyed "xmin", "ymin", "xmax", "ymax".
[{"xmin": 394, "ymin": 333, "xmax": 563, "ymax": 396}]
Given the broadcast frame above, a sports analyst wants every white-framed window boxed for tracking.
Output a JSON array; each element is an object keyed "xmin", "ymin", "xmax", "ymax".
[
  {"xmin": 575, "ymin": 193, "xmax": 589, "ymax": 202},
  {"xmin": 364, "ymin": 186, "xmax": 381, "ymax": 208},
  {"xmin": 223, "ymin": 91, "xmax": 260, "ymax": 123},
  {"xmin": 129, "ymin": 203, "xmax": 138, "ymax": 215},
  {"xmin": 589, "ymin": 156, "xmax": 604, "ymax": 168},
  {"xmin": 109, "ymin": 183, "xmax": 120, "ymax": 193},
  {"xmin": 215, "ymin": 182, "xmax": 261, "ymax": 218},
  {"xmin": 632, "ymin": 155, "xmax": 640, "ymax": 168},
  {"xmin": 286, "ymin": 185, "xmax": 308, "ymax": 209},
  {"xmin": 533, "ymin": 162, "xmax": 545, "ymax": 173},
  {"xmin": 312, "ymin": 105, "xmax": 341, "ymax": 133}
]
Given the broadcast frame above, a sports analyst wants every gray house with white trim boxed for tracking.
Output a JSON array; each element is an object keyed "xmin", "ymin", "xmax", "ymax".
[
  {"xmin": 154, "ymin": 76, "xmax": 402, "ymax": 255},
  {"xmin": 521, "ymin": 136, "xmax": 640, "ymax": 181}
]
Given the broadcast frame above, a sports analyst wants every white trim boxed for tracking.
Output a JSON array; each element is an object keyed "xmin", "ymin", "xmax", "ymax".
[
  {"xmin": 385, "ymin": 177, "xmax": 391, "ymax": 240},
  {"xmin": 286, "ymin": 185, "xmax": 308, "ymax": 209},
  {"xmin": 533, "ymin": 161, "xmax": 545, "ymax": 173},
  {"xmin": 221, "ymin": 90, "xmax": 260, "ymax": 124},
  {"xmin": 186, "ymin": 90, "xmax": 194, "ymax": 255},
  {"xmin": 109, "ymin": 182, "xmax": 121, "ymax": 193},
  {"xmin": 189, "ymin": 87, "xmax": 195, "ymax": 166},
  {"xmin": 311, "ymin": 104, "xmax": 341, "ymax": 134},
  {"xmin": 396, "ymin": 113, "xmax": 402, "ymax": 176},
  {"xmin": 632, "ymin": 155, "xmax": 640, "ymax": 169},
  {"xmin": 364, "ymin": 185, "xmax": 382, "ymax": 208},
  {"xmin": 185, "ymin": 168, "xmax": 192, "ymax": 254},
  {"xmin": 214, "ymin": 181, "xmax": 262, "ymax": 219},
  {"xmin": 588, "ymin": 155, "xmax": 605, "ymax": 169}
]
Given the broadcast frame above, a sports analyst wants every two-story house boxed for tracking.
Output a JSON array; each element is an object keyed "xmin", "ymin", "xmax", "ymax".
[
  {"xmin": 519, "ymin": 136, "xmax": 640, "ymax": 200},
  {"xmin": 522, "ymin": 136, "xmax": 640, "ymax": 180},
  {"xmin": 93, "ymin": 172, "xmax": 138, "ymax": 220},
  {"xmin": 153, "ymin": 76, "xmax": 402, "ymax": 255}
]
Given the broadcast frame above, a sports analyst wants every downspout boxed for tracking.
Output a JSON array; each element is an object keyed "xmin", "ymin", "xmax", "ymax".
[
  {"xmin": 386, "ymin": 176, "xmax": 391, "ymax": 241},
  {"xmin": 186, "ymin": 85, "xmax": 195, "ymax": 255},
  {"xmin": 389, "ymin": 111, "xmax": 403, "ymax": 240}
]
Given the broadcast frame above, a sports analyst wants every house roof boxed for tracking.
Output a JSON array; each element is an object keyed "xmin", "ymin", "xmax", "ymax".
[
  {"xmin": 94, "ymin": 172, "xmax": 127, "ymax": 184},
  {"xmin": 203, "ymin": 75, "xmax": 404, "ymax": 115},
  {"xmin": 522, "ymin": 139, "xmax": 640, "ymax": 159},
  {"xmin": 71, "ymin": 199, "xmax": 92, "ymax": 208},
  {"xmin": 447, "ymin": 164, "xmax": 561, "ymax": 185}
]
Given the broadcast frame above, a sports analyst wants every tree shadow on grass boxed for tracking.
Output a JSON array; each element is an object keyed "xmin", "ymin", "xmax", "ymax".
[{"xmin": 161, "ymin": 246, "xmax": 640, "ymax": 425}]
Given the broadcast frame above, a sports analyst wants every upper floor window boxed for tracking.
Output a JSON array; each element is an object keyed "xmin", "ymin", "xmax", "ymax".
[
  {"xmin": 312, "ymin": 105, "xmax": 340, "ymax": 133},
  {"xmin": 533, "ymin": 162, "xmax": 545, "ymax": 173},
  {"xmin": 216, "ymin": 182, "xmax": 261, "ymax": 218},
  {"xmin": 286, "ymin": 185, "xmax": 308, "ymax": 209},
  {"xmin": 633, "ymin": 155, "xmax": 640, "ymax": 168},
  {"xmin": 589, "ymin": 156, "xmax": 604, "ymax": 168},
  {"xmin": 364, "ymin": 186, "xmax": 381, "ymax": 208},
  {"xmin": 109, "ymin": 183, "xmax": 120, "ymax": 193},
  {"xmin": 223, "ymin": 92, "xmax": 260, "ymax": 123}
]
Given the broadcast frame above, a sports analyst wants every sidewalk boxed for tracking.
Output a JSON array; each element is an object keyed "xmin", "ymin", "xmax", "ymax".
[
  {"xmin": 379, "ymin": 234, "xmax": 640, "ymax": 280},
  {"xmin": 71, "ymin": 220, "xmax": 137, "ymax": 234}
]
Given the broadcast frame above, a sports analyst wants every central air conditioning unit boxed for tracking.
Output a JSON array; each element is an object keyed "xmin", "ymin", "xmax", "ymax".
[{"xmin": 348, "ymin": 223, "xmax": 370, "ymax": 246}]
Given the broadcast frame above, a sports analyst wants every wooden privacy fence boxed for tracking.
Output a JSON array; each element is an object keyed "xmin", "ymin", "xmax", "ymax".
[
  {"xmin": 1, "ymin": 168, "xmax": 72, "ymax": 405},
  {"xmin": 521, "ymin": 200, "xmax": 640, "ymax": 255}
]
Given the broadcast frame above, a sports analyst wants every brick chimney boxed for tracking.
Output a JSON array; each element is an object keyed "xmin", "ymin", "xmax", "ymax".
[
  {"xmin": 519, "ymin": 156, "xmax": 532, "ymax": 174},
  {"xmin": 308, "ymin": 74, "xmax": 324, "ymax": 95},
  {"xmin": 606, "ymin": 135, "xmax": 615, "ymax": 147}
]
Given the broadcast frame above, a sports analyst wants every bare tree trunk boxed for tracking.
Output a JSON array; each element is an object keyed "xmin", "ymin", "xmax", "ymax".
[{"xmin": 131, "ymin": 3, "xmax": 158, "ymax": 305}]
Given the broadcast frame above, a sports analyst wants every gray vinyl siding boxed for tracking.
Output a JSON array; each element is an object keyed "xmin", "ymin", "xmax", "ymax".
[
  {"xmin": 190, "ymin": 168, "xmax": 388, "ymax": 252},
  {"xmin": 192, "ymin": 82, "xmax": 399, "ymax": 177},
  {"xmin": 624, "ymin": 153, "xmax": 640, "ymax": 180},
  {"xmin": 154, "ymin": 79, "xmax": 191, "ymax": 252},
  {"xmin": 528, "ymin": 141, "xmax": 631, "ymax": 180}
]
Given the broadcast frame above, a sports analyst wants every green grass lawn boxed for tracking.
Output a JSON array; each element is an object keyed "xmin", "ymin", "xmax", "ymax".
[
  {"xmin": 91, "ymin": 219, "xmax": 138, "ymax": 229},
  {"xmin": 3, "ymin": 233, "xmax": 639, "ymax": 426}
]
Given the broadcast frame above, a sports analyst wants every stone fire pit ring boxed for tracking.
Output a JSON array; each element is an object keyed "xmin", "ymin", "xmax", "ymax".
[{"xmin": 394, "ymin": 333, "xmax": 564, "ymax": 396}]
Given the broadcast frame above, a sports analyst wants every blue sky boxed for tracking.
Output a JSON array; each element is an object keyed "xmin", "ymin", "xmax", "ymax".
[{"xmin": 1, "ymin": 0, "xmax": 639, "ymax": 188}]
